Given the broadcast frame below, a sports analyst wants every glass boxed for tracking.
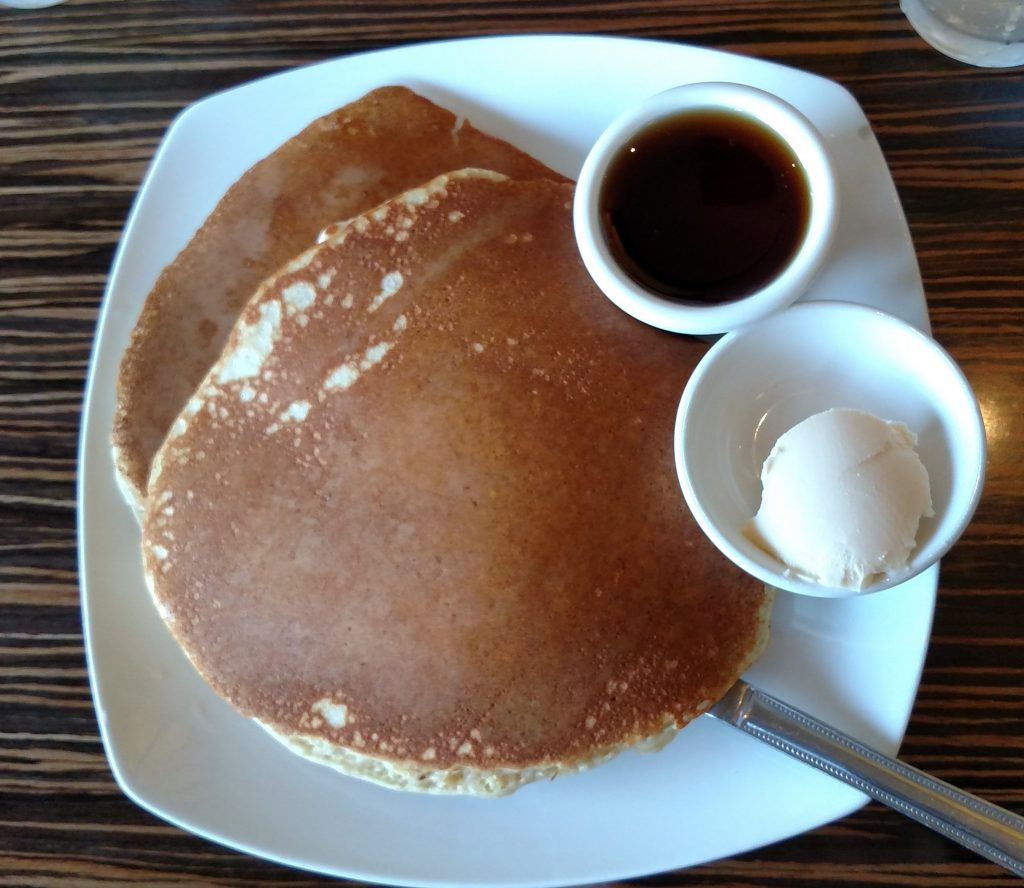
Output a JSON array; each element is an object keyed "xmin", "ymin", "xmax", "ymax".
[{"xmin": 901, "ymin": 0, "xmax": 1024, "ymax": 67}]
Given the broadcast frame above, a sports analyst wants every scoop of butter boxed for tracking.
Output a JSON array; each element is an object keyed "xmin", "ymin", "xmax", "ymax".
[{"xmin": 743, "ymin": 408, "xmax": 934, "ymax": 590}]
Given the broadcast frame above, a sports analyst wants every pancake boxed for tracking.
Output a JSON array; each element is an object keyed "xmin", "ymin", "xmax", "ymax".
[
  {"xmin": 113, "ymin": 86, "xmax": 567, "ymax": 516},
  {"xmin": 142, "ymin": 169, "xmax": 772, "ymax": 796}
]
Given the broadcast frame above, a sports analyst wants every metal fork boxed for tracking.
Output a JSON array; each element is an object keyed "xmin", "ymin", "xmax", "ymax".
[{"xmin": 709, "ymin": 680, "xmax": 1024, "ymax": 877}]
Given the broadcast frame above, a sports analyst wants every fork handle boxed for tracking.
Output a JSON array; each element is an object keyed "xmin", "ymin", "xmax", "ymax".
[{"xmin": 712, "ymin": 681, "xmax": 1024, "ymax": 876}]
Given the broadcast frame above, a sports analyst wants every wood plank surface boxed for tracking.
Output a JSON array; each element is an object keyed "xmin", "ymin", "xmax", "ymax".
[{"xmin": 1, "ymin": 0, "xmax": 1022, "ymax": 884}]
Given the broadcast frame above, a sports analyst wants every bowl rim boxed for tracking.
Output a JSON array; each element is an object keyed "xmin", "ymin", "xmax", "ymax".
[
  {"xmin": 573, "ymin": 80, "xmax": 839, "ymax": 336},
  {"xmin": 673, "ymin": 299, "xmax": 988, "ymax": 597}
]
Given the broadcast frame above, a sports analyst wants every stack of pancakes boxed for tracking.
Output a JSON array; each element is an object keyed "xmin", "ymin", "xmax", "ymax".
[{"xmin": 117, "ymin": 87, "xmax": 772, "ymax": 797}]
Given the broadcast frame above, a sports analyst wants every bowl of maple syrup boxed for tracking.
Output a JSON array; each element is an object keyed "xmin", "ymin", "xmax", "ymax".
[{"xmin": 573, "ymin": 82, "xmax": 838, "ymax": 336}]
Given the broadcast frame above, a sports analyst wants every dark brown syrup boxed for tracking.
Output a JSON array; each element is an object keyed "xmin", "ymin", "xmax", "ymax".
[{"xmin": 600, "ymin": 109, "xmax": 810, "ymax": 304}]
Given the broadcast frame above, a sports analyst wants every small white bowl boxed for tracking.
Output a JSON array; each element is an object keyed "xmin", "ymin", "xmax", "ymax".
[
  {"xmin": 574, "ymin": 81, "xmax": 838, "ymax": 336},
  {"xmin": 674, "ymin": 301, "xmax": 986, "ymax": 597}
]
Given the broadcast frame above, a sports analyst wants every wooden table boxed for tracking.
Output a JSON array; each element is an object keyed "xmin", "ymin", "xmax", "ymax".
[{"xmin": 2, "ymin": 1, "xmax": 1021, "ymax": 884}]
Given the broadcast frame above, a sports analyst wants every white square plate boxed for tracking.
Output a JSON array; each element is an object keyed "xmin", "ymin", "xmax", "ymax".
[{"xmin": 79, "ymin": 35, "xmax": 936, "ymax": 887}]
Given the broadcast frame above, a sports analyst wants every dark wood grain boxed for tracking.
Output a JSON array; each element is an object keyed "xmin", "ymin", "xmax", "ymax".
[{"xmin": 1, "ymin": 0, "xmax": 1021, "ymax": 884}]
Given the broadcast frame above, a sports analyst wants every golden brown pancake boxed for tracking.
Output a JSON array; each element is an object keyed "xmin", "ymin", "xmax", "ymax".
[
  {"xmin": 142, "ymin": 170, "xmax": 772, "ymax": 796},
  {"xmin": 113, "ymin": 86, "xmax": 567, "ymax": 515}
]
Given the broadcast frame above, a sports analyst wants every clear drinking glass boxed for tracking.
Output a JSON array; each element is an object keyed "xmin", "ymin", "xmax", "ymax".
[{"xmin": 901, "ymin": 0, "xmax": 1024, "ymax": 67}]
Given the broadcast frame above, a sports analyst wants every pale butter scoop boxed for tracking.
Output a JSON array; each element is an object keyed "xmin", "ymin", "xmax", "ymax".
[{"xmin": 743, "ymin": 408, "xmax": 934, "ymax": 590}]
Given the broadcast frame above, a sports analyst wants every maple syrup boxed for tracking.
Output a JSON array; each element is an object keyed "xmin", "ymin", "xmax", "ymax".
[{"xmin": 600, "ymin": 110, "xmax": 810, "ymax": 304}]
